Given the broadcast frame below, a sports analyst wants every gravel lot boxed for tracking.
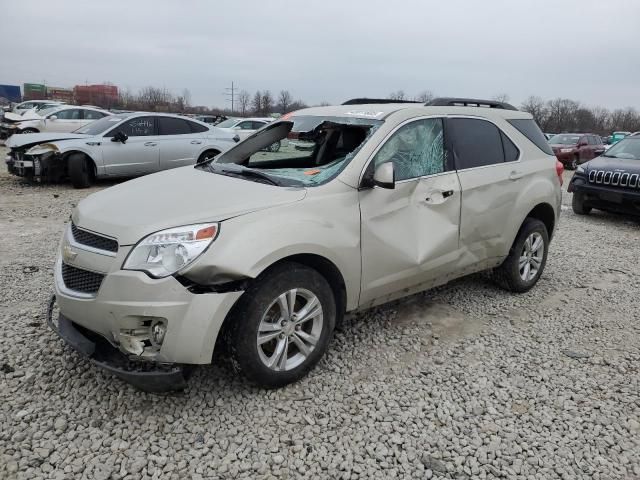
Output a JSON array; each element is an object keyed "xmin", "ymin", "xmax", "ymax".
[{"xmin": 1, "ymin": 145, "xmax": 639, "ymax": 480}]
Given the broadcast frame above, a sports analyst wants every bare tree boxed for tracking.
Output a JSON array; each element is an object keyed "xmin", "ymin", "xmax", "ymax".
[
  {"xmin": 492, "ymin": 93, "xmax": 510, "ymax": 103},
  {"xmin": 388, "ymin": 90, "xmax": 406, "ymax": 101},
  {"xmin": 251, "ymin": 90, "xmax": 262, "ymax": 115},
  {"xmin": 238, "ymin": 90, "xmax": 250, "ymax": 116},
  {"xmin": 278, "ymin": 90, "xmax": 293, "ymax": 113},
  {"xmin": 415, "ymin": 90, "xmax": 434, "ymax": 103},
  {"xmin": 520, "ymin": 96, "xmax": 548, "ymax": 128},
  {"xmin": 182, "ymin": 88, "xmax": 191, "ymax": 108},
  {"xmin": 261, "ymin": 90, "xmax": 274, "ymax": 115}
]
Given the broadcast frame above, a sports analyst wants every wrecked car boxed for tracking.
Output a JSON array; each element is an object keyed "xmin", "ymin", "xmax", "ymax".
[
  {"xmin": 0, "ymin": 105, "xmax": 111, "ymax": 139},
  {"xmin": 48, "ymin": 98, "xmax": 562, "ymax": 392},
  {"xmin": 5, "ymin": 112, "xmax": 238, "ymax": 188}
]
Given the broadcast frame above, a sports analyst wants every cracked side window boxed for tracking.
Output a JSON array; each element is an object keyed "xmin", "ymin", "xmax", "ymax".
[{"xmin": 373, "ymin": 118, "xmax": 444, "ymax": 181}]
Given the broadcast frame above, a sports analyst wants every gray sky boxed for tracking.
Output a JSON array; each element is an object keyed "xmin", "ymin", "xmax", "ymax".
[{"xmin": 5, "ymin": 0, "xmax": 640, "ymax": 110}]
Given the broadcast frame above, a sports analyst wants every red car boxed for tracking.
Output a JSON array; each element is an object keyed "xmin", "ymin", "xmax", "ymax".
[{"xmin": 548, "ymin": 133, "xmax": 605, "ymax": 170}]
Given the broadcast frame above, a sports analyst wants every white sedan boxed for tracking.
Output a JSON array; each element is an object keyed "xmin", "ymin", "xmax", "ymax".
[
  {"xmin": 5, "ymin": 112, "xmax": 238, "ymax": 188},
  {"xmin": 214, "ymin": 117, "xmax": 281, "ymax": 150},
  {"xmin": 0, "ymin": 105, "xmax": 111, "ymax": 139}
]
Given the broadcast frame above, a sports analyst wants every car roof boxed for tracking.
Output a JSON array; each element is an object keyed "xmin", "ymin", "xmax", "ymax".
[{"xmin": 291, "ymin": 103, "xmax": 531, "ymax": 121}]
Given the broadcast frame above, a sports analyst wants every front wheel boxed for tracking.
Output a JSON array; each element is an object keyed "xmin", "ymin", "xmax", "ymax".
[
  {"xmin": 572, "ymin": 192, "xmax": 591, "ymax": 215},
  {"xmin": 68, "ymin": 154, "xmax": 92, "ymax": 188},
  {"xmin": 20, "ymin": 128, "xmax": 38, "ymax": 134},
  {"xmin": 493, "ymin": 218, "xmax": 549, "ymax": 293},
  {"xmin": 226, "ymin": 262, "xmax": 336, "ymax": 388},
  {"xmin": 197, "ymin": 150, "xmax": 220, "ymax": 164}
]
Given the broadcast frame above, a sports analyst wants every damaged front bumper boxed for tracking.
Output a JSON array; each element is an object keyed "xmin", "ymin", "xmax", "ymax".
[
  {"xmin": 47, "ymin": 295, "xmax": 190, "ymax": 392},
  {"xmin": 6, "ymin": 151, "xmax": 62, "ymax": 181}
]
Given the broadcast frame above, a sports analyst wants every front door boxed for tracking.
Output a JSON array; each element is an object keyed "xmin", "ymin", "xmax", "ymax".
[
  {"xmin": 359, "ymin": 117, "xmax": 462, "ymax": 306},
  {"xmin": 45, "ymin": 108, "xmax": 85, "ymax": 133},
  {"xmin": 101, "ymin": 116, "xmax": 160, "ymax": 176}
]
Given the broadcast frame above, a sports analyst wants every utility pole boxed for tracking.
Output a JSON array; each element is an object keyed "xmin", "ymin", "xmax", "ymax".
[{"xmin": 224, "ymin": 81, "xmax": 237, "ymax": 114}]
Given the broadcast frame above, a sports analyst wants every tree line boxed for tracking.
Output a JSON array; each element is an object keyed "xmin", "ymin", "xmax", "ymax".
[
  {"xmin": 115, "ymin": 86, "xmax": 308, "ymax": 117},
  {"xmin": 114, "ymin": 86, "xmax": 640, "ymax": 133}
]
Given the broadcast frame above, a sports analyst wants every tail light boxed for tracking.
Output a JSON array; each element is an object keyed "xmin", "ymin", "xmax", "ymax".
[{"xmin": 556, "ymin": 160, "xmax": 564, "ymax": 186}]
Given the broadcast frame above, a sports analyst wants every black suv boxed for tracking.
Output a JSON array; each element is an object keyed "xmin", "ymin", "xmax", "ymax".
[{"xmin": 568, "ymin": 136, "xmax": 640, "ymax": 216}]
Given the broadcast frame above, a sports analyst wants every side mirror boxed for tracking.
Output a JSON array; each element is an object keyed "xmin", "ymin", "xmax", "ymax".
[
  {"xmin": 232, "ymin": 134, "xmax": 240, "ymax": 143},
  {"xmin": 373, "ymin": 162, "xmax": 395, "ymax": 189},
  {"xmin": 49, "ymin": 115, "xmax": 57, "ymax": 121},
  {"xmin": 111, "ymin": 131, "xmax": 128, "ymax": 143}
]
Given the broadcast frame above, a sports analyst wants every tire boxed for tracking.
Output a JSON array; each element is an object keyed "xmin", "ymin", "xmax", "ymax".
[
  {"xmin": 493, "ymin": 218, "xmax": 549, "ymax": 293},
  {"xmin": 67, "ymin": 154, "xmax": 92, "ymax": 189},
  {"xmin": 572, "ymin": 192, "xmax": 591, "ymax": 215},
  {"xmin": 570, "ymin": 155, "xmax": 579, "ymax": 170},
  {"xmin": 268, "ymin": 141, "xmax": 281, "ymax": 153},
  {"xmin": 20, "ymin": 128, "xmax": 38, "ymax": 134},
  {"xmin": 226, "ymin": 262, "xmax": 336, "ymax": 388},
  {"xmin": 197, "ymin": 150, "xmax": 220, "ymax": 164}
]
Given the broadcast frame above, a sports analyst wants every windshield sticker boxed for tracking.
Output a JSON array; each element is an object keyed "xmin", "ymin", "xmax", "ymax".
[{"xmin": 345, "ymin": 110, "xmax": 385, "ymax": 118}]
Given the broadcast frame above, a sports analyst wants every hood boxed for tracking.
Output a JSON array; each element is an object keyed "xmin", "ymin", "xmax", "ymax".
[
  {"xmin": 3, "ymin": 111, "xmax": 28, "ymax": 122},
  {"xmin": 6, "ymin": 132, "xmax": 89, "ymax": 149},
  {"xmin": 73, "ymin": 166, "xmax": 307, "ymax": 245},
  {"xmin": 583, "ymin": 155, "xmax": 640, "ymax": 173}
]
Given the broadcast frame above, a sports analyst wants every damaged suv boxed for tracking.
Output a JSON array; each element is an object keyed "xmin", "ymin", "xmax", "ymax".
[{"xmin": 49, "ymin": 98, "xmax": 562, "ymax": 391}]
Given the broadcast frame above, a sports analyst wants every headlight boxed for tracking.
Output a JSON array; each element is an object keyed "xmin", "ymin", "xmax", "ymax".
[
  {"xmin": 26, "ymin": 143, "xmax": 59, "ymax": 156},
  {"xmin": 123, "ymin": 223, "xmax": 219, "ymax": 278},
  {"xmin": 560, "ymin": 148, "xmax": 574, "ymax": 153},
  {"xmin": 576, "ymin": 166, "xmax": 585, "ymax": 174}
]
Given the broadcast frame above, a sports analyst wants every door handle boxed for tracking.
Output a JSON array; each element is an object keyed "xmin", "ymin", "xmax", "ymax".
[
  {"xmin": 424, "ymin": 190, "xmax": 454, "ymax": 205},
  {"xmin": 190, "ymin": 140, "xmax": 202, "ymax": 144},
  {"xmin": 509, "ymin": 171, "xmax": 525, "ymax": 181},
  {"xmin": 144, "ymin": 142, "xmax": 157, "ymax": 147}
]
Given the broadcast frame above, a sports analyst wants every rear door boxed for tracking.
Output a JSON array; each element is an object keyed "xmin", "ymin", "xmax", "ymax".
[
  {"xmin": 45, "ymin": 108, "xmax": 84, "ymax": 132},
  {"xmin": 233, "ymin": 120, "xmax": 260, "ymax": 141},
  {"xmin": 359, "ymin": 117, "xmax": 462, "ymax": 305},
  {"xmin": 157, "ymin": 117, "xmax": 205, "ymax": 170},
  {"xmin": 101, "ymin": 116, "xmax": 160, "ymax": 176},
  {"xmin": 448, "ymin": 117, "xmax": 521, "ymax": 262}
]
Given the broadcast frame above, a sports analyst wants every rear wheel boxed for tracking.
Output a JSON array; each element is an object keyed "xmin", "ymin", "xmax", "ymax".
[
  {"xmin": 570, "ymin": 155, "xmax": 579, "ymax": 170},
  {"xmin": 68, "ymin": 153, "xmax": 92, "ymax": 189},
  {"xmin": 572, "ymin": 192, "xmax": 592, "ymax": 215},
  {"xmin": 226, "ymin": 262, "xmax": 336, "ymax": 388},
  {"xmin": 493, "ymin": 218, "xmax": 549, "ymax": 293}
]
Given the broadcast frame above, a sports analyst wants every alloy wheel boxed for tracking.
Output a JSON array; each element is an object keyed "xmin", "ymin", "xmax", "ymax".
[
  {"xmin": 519, "ymin": 232, "xmax": 544, "ymax": 281},
  {"xmin": 257, "ymin": 288, "xmax": 323, "ymax": 371}
]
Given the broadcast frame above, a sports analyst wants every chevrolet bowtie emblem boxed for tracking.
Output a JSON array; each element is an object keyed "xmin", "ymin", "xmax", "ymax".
[{"xmin": 63, "ymin": 245, "xmax": 78, "ymax": 263}]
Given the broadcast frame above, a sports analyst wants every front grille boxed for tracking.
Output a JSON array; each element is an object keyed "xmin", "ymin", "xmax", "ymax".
[
  {"xmin": 71, "ymin": 223, "xmax": 118, "ymax": 253},
  {"xmin": 588, "ymin": 170, "xmax": 640, "ymax": 189},
  {"xmin": 61, "ymin": 263, "xmax": 105, "ymax": 294}
]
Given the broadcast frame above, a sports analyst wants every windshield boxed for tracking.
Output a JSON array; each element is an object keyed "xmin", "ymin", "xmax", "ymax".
[
  {"xmin": 74, "ymin": 115, "xmax": 128, "ymax": 135},
  {"xmin": 215, "ymin": 118, "xmax": 240, "ymax": 128},
  {"xmin": 549, "ymin": 134, "xmax": 581, "ymax": 145},
  {"xmin": 603, "ymin": 138, "xmax": 640, "ymax": 160},
  {"xmin": 200, "ymin": 115, "xmax": 382, "ymax": 187}
]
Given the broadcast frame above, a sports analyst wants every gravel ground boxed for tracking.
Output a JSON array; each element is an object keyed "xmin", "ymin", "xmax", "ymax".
[{"xmin": 0, "ymin": 147, "xmax": 639, "ymax": 480}]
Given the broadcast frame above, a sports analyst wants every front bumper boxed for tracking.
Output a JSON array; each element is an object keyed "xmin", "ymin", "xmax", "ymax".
[
  {"xmin": 553, "ymin": 150, "xmax": 577, "ymax": 164},
  {"xmin": 54, "ymin": 254, "xmax": 244, "ymax": 365},
  {"xmin": 569, "ymin": 175, "xmax": 640, "ymax": 215},
  {"xmin": 47, "ymin": 296, "xmax": 189, "ymax": 392}
]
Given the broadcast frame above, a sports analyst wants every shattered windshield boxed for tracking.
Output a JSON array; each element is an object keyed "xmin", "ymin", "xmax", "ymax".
[{"xmin": 202, "ymin": 115, "xmax": 382, "ymax": 187}]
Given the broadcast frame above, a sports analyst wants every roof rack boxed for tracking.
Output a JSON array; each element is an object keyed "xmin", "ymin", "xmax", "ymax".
[
  {"xmin": 426, "ymin": 97, "xmax": 518, "ymax": 111},
  {"xmin": 342, "ymin": 98, "xmax": 421, "ymax": 105}
]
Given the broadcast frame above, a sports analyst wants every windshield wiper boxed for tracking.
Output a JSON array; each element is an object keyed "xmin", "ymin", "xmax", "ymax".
[{"xmin": 203, "ymin": 163, "xmax": 280, "ymax": 186}]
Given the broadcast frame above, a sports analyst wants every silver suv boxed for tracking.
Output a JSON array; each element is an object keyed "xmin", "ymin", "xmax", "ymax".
[{"xmin": 49, "ymin": 98, "xmax": 562, "ymax": 391}]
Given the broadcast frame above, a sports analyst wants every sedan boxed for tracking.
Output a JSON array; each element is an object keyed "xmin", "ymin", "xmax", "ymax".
[
  {"xmin": 5, "ymin": 113, "xmax": 238, "ymax": 188},
  {"xmin": 0, "ymin": 106, "xmax": 111, "ymax": 139}
]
